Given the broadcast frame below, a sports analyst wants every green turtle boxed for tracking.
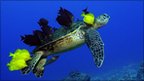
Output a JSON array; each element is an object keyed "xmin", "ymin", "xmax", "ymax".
[{"xmin": 21, "ymin": 7, "xmax": 110, "ymax": 77}]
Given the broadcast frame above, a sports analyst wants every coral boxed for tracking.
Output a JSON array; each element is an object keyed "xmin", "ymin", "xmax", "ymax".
[{"xmin": 7, "ymin": 49, "xmax": 31, "ymax": 71}]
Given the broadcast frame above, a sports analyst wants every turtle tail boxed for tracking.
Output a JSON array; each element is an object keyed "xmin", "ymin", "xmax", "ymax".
[{"xmin": 21, "ymin": 51, "xmax": 44, "ymax": 74}]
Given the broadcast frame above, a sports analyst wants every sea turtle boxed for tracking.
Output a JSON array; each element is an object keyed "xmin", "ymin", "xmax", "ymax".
[{"xmin": 21, "ymin": 7, "xmax": 110, "ymax": 77}]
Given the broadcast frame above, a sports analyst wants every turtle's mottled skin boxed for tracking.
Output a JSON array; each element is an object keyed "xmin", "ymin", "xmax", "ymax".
[
  {"xmin": 21, "ymin": 8, "xmax": 110, "ymax": 77},
  {"xmin": 34, "ymin": 22, "xmax": 86, "ymax": 54},
  {"xmin": 34, "ymin": 19, "xmax": 103, "ymax": 54}
]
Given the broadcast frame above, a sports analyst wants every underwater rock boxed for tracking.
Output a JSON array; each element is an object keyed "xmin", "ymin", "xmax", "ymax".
[
  {"xmin": 91, "ymin": 62, "xmax": 143, "ymax": 80},
  {"xmin": 136, "ymin": 62, "xmax": 144, "ymax": 80},
  {"xmin": 63, "ymin": 71, "xmax": 91, "ymax": 81},
  {"xmin": 62, "ymin": 62, "xmax": 144, "ymax": 81}
]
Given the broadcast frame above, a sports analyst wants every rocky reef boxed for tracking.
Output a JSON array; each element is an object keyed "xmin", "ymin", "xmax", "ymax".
[
  {"xmin": 136, "ymin": 62, "xmax": 144, "ymax": 80},
  {"xmin": 63, "ymin": 62, "xmax": 144, "ymax": 81},
  {"xmin": 63, "ymin": 71, "xmax": 90, "ymax": 81}
]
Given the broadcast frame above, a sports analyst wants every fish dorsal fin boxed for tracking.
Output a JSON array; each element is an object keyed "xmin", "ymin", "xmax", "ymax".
[
  {"xmin": 56, "ymin": 7, "xmax": 74, "ymax": 27},
  {"xmin": 82, "ymin": 7, "xmax": 89, "ymax": 14}
]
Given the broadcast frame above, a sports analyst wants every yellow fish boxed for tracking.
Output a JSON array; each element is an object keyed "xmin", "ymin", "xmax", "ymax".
[
  {"xmin": 7, "ymin": 49, "xmax": 31, "ymax": 71},
  {"xmin": 81, "ymin": 12, "xmax": 95, "ymax": 25}
]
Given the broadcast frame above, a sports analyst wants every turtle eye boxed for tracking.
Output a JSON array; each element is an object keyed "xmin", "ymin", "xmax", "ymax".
[
  {"xmin": 103, "ymin": 17, "xmax": 106, "ymax": 19},
  {"xmin": 103, "ymin": 14, "xmax": 110, "ymax": 19}
]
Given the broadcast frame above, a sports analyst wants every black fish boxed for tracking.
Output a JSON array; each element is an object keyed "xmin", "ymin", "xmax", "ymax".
[
  {"xmin": 56, "ymin": 7, "xmax": 74, "ymax": 27},
  {"xmin": 21, "ymin": 34, "xmax": 41, "ymax": 46},
  {"xmin": 21, "ymin": 18, "xmax": 54, "ymax": 46}
]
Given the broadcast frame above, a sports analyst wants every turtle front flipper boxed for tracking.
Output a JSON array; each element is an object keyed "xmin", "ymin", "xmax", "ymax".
[
  {"xmin": 21, "ymin": 51, "xmax": 44, "ymax": 74},
  {"xmin": 85, "ymin": 29, "xmax": 104, "ymax": 68}
]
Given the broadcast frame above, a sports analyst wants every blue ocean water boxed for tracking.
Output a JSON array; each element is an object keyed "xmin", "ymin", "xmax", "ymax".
[{"xmin": 0, "ymin": 1, "xmax": 143, "ymax": 80}]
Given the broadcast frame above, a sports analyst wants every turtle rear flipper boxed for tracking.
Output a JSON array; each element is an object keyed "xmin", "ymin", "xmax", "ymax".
[
  {"xmin": 21, "ymin": 51, "xmax": 44, "ymax": 74},
  {"xmin": 33, "ymin": 58, "xmax": 47, "ymax": 77},
  {"xmin": 56, "ymin": 7, "xmax": 74, "ymax": 27},
  {"xmin": 32, "ymin": 56, "xmax": 59, "ymax": 77},
  {"xmin": 85, "ymin": 29, "xmax": 104, "ymax": 68},
  {"xmin": 45, "ymin": 56, "xmax": 59, "ymax": 65}
]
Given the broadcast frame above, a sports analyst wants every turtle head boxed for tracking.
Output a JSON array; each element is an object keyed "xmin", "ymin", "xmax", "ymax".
[{"xmin": 94, "ymin": 13, "xmax": 110, "ymax": 29}]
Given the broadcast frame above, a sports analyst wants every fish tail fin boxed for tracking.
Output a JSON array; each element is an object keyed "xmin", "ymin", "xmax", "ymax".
[{"xmin": 20, "ymin": 35, "xmax": 25, "ymax": 40}]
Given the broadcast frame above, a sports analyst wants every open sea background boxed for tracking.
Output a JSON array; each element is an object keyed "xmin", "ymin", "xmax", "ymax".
[{"xmin": 1, "ymin": 1, "xmax": 143, "ymax": 80}]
